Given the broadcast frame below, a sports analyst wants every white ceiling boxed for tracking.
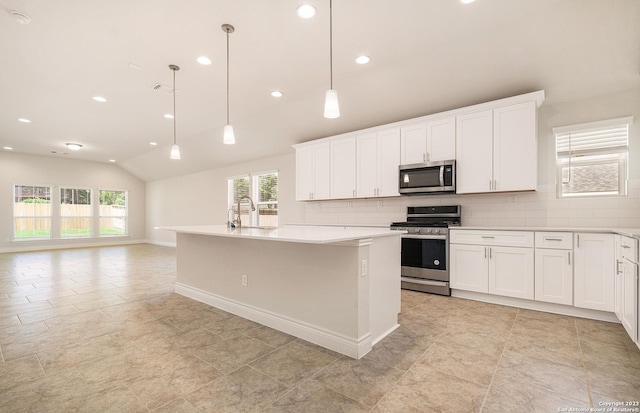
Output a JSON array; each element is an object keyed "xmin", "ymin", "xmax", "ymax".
[{"xmin": 1, "ymin": 0, "xmax": 639, "ymax": 182}]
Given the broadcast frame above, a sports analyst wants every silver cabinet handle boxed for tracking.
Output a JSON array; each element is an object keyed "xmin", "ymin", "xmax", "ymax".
[
  {"xmin": 616, "ymin": 260, "xmax": 622, "ymax": 274},
  {"xmin": 484, "ymin": 247, "xmax": 487, "ymax": 259},
  {"xmin": 489, "ymin": 180, "xmax": 492, "ymax": 190},
  {"xmin": 621, "ymin": 245, "xmax": 630, "ymax": 249},
  {"xmin": 493, "ymin": 180, "xmax": 497, "ymax": 191},
  {"xmin": 353, "ymin": 189, "xmax": 355, "ymax": 197},
  {"xmin": 423, "ymin": 153, "xmax": 426, "ymax": 162},
  {"xmin": 544, "ymin": 237, "xmax": 563, "ymax": 241},
  {"xmin": 489, "ymin": 247, "xmax": 492, "ymax": 259},
  {"xmin": 481, "ymin": 236, "xmax": 495, "ymax": 239},
  {"xmin": 568, "ymin": 251, "xmax": 571, "ymax": 265}
]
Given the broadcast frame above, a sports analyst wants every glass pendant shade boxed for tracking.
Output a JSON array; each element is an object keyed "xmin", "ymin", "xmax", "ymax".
[
  {"xmin": 323, "ymin": 89, "xmax": 340, "ymax": 119},
  {"xmin": 170, "ymin": 144, "xmax": 181, "ymax": 160},
  {"xmin": 223, "ymin": 124, "xmax": 236, "ymax": 145}
]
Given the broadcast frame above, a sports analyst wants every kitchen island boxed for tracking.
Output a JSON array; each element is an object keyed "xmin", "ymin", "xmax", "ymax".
[{"xmin": 161, "ymin": 225, "xmax": 403, "ymax": 359}]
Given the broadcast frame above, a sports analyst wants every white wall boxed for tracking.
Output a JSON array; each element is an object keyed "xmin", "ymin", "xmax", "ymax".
[
  {"xmin": 302, "ymin": 88, "xmax": 640, "ymax": 229},
  {"xmin": 146, "ymin": 153, "xmax": 303, "ymax": 246},
  {"xmin": 0, "ymin": 152, "xmax": 146, "ymax": 252}
]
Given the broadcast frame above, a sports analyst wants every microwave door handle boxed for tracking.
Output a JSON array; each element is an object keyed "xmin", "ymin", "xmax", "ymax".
[{"xmin": 439, "ymin": 166, "xmax": 445, "ymax": 187}]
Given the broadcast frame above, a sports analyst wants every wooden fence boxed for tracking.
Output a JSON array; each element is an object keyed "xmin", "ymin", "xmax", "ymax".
[{"xmin": 14, "ymin": 203, "xmax": 125, "ymax": 232}]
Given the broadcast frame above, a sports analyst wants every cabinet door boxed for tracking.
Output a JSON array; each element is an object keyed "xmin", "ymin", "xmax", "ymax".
[
  {"xmin": 377, "ymin": 128, "xmax": 401, "ymax": 197},
  {"xmin": 455, "ymin": 110, "xmax": 493, "ymax": 194},
  {"xmin": 535, "ymin": 249, "xmax": 573, "ymax": 305},
  {"xmin": 615, "ymin": 235, "xmax": 624, "ymax": 320},
  {"xmin": 574, "ymin": 233, "xmax": 615, "ymax": 312},
  {"xmin": 356, "ymin": 132, "xmax": 378, "ymax": 198},
  {"xmin": 400, "ymin": 123, "xmax": 427, "ymax": 165},
  {"xmin": 493, "ymin": 101, "xmax": 537, "ymax": 192},
  {"xmin": 426, "ymin": 116, "xmax": 456, "ymax": 162},
  {"xmin": 489, "ymin": 246, "xmax": 534, "ymax": 300},
  {"xmin": 450, "ymin": 244, "xmax": 488, "ymax": 293},
  {"xmin": 313, "ymin": 142, "xmax": 331, "ymax": 200},
  {"xmin": 296, "ymin": 146, "xmax": 314, "ymax": 201},
  {"xmin": 330, "ymin": 137, "xmax": 357, "ymax": 199},
  {"xmin": 621, "ymin": 260, "xmax": 638, "ymax": 342}
]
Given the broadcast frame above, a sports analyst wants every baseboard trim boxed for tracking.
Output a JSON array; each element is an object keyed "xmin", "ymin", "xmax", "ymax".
[
  {"xmin": 451, "ymin": 289, "xmax": 619, "ymax": 323},
  {"xmin": 175, "ymin": 283, "xmax": 373, "ymax": 359}
]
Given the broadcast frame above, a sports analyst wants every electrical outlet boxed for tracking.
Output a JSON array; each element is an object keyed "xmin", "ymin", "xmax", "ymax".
[
  {"xmin": 241, "ymin": 274, "xmax": 248, "ymax": 287},
  {"xmin": 378, "ymin": 200, "xmax": 383, "ymax": 208},
  {"xmin": 510, "ymin": 195, "xmax": 518, "ymax": 204},
  {"xmin": 361, "ymin": 259, "xmax": 368, "ymax": 277}
]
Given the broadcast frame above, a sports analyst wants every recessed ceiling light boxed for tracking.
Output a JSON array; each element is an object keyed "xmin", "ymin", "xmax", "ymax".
[
  {"xmin": 164, "ymin": 114, "xmax": 174, "ymax": 119},
  {"xmin": 271, "ymin": 91, "xmax": 284, "ymax": 98},
  {"xmin": 197, "ymin": 56, "xmax": 212, "ymax": 65},
  {"xmin": 296, "ymin": 4, "xmax": 316, "ymax": 19},
  {"xmin": 460, "ymin": 0, "xmax": 476, "ymax": 3},
  {"xmin": 355, "ymin": 55, "xmax": 371, "ymax": 64},
  {"xmin": 3, "ymin": 146, "xmax": 13, "ymax": 151},
  {"xmin": 109, "ymin": 159, "xmax": 116, "ymax": 163},
  {"xmin": 18, "ymin": 118, "xmax": 32, "ymax": 123},
  {"xmin": 9, "ymin": 11, "xmax": 31, "ymax": 25},
  {"xmin": 65, "ymin": 143, "xmax": 83, "ymax": 151},
  {"xmin": 92, "ymin": 96, "xmax": 107, "ymax": 103},
  {"xmin": 128, "ymin": 63, "xmax": 142, "ymax": 70},
  {"xmin": 149, "ymin": 142, "xmax": 158, "ymax": 146}
]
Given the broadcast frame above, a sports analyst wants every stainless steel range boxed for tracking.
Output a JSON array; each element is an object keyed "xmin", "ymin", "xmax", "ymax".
[{"xmin": 390, "ymin": 205, "xmax": 461, "ymax": 296}]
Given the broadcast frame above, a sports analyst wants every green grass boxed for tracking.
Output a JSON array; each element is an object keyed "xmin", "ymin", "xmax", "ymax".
[{"xmin": 14, "ymin": 228, "xmax": 126, "ymax": 239}]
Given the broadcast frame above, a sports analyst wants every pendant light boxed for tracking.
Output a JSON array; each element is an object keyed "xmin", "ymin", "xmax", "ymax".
[
  {"xmin": 323, "ymin": 0, "xmax": 340, "ymax": 119},
  {"xmin": 169, "ymin": 64, "xmax": 181, "ymax": 160},
  {"xmin": 222, "ymin": 24, "xmax": 236, "ymax": 144}
]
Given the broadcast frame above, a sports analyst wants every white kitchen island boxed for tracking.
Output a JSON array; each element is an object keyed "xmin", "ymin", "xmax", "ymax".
[{"xmin": 161, "ymin": 225, "xmax": 403, "ymax": 359}]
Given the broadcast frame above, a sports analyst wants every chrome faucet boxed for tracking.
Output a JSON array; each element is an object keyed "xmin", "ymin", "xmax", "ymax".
[{"xmin": 233, "ymin": 196, "xmax": 256, "ymax": 228}]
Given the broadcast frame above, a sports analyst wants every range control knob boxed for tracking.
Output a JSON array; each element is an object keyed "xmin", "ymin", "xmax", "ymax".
[
  {"xmin": 433, "ymin": 228, "xmax": 440, "ymax": 235},
  {"xmin": 413, "ymin": 228, "xmax": 420, "ymax": 234}
]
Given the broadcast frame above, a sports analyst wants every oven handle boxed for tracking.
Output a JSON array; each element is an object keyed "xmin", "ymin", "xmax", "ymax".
[
  {"xmin": 401, "ymin": 277, "xmax": 448, "ymax": 287},
  {"xmin": 402, "ymin": 234, "xmax": 447, "ymax": 240}
]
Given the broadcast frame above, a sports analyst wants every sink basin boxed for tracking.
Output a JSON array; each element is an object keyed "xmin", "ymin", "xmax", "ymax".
[{"xmin": 238, "ymin": 226, "xmax": 278, "ymax": 230}]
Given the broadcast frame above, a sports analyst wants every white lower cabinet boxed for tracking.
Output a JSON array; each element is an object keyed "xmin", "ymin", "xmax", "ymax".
[
  {"xmin": 615, "ymin": 235, "xmax": 639, "ymax": 344},
  {"xmin": 534, "ymin": 232, "xmax": 573, "ymax": 306},
  {"xmin": 450, "ymin": 244, "xmax": 488, "ymax": 293},
  {"xmin": 489, "ymin": 246, "xmax": 534, "ymax": 300},
  {"xmin": 450, "ymin": 230, "xmax": 534, "ymax": 299},
  {"xmin": 573, "ymin": 233, "xmax": 615, "ymax": 312}
]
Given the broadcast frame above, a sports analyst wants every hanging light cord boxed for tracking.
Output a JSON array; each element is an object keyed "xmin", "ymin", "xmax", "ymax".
[
  {"xmin": 329, "ymin": 0, "xmax": 333, "ymax": 89},
  {"xmin": 226, "ymin": 28, "xmax": 230, "ymax": 125},
  {"xmin": 172, "ymin": 68, "xmax": 177, "ymax": 145}
]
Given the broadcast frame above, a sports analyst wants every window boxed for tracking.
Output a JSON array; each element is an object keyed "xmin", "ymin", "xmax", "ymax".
[
  {"xmin": 13, "ymin": 185, "xmax": 52, "ymax": 239},
  {"xmin": 60, "ymin": 188, "xmax": 92, "ymax": 238},
  {"xmin": 99, "ymin": 190, "xmax": 127, "ymax": 236},
  {"xmin": 227, "ymin": 171, "xmax": 278, "ymax": 227},
  {"xmin": 254, "ymin": 171, "xmax": 278, "ymax": 227},
  {"xmin": 554, "ymin": 117, "xmax": 632, "ymax": 198}
]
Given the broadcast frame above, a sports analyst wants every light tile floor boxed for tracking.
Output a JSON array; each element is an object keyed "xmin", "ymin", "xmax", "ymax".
[{"xmin": 1, "ymin": 244, "xmax": 639, "ymax": 412}]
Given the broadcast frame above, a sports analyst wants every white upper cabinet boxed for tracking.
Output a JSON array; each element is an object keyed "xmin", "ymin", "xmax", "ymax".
[
  {"xmin": 330, "ymin": 136, "xmax": 357, "ymax": 199},
  {"xmin": 295, "ymin": 141, "xmax": 330, "ymax": 201},
  {"xmin": 400, "ymin": 117, "xmax": 456, "ymax": 165},
  {"xmin": 400, "ymin": 123, "xmax": 427, "ymax": 165},
  {"xmin": 357, "ymin": 128, "xmax": 400, "ymax": 198},
  {"xmin": 493, "ymin": 101, "xmax": 537, "ymax": 192},
  {"xmin": 456, "ymin": 100, "xmax": 538, "ymax": 194},
  {"xmin": 426, "ymin": 116, "xmax": 456, "ymax": 162},
  {"xmin": 456, "ymin": 110, "xmax": 494, "ymax": 194}
]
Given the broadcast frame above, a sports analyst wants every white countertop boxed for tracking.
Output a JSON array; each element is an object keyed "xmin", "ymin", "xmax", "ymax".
[
  {"xmin": 161, "ymin": 224, "xmax": 405, "ymax": 244},
  {"xmin": 453, "ymin": 226, "xmax": 640, "ymax": 239}
]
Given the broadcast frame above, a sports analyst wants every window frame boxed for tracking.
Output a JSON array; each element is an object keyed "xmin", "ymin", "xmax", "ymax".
[
  {"xmin": 98, "ymin": 189, "xmax": 129, "ymax": 237},
  {"xmin": 553, "ymin": 116, "xmax": 632, "ymax": 199},
  {"xmin": 13, "ymin": 184, "xmax": 53, "ymax": 240},
  {"xmin": 60, "ymin": 187, "xmax": 93, "ymax": 238},
  {"xmin": 227, "ymin": 170, "xmax": 278, "ymax": 227}
]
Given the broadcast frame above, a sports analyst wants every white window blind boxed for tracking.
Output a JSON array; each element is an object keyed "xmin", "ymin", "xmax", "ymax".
[{"xmin": 553, "ymin": 116, "xmax": 632, "ymax": 198}]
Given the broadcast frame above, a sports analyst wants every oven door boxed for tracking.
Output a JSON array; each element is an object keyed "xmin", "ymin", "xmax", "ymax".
[{"xmin": 400, "ymin": 234, "xmax": 448, "ymax": 282}]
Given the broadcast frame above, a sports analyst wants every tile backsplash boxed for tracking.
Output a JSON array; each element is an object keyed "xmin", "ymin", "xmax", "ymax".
[{"xmin": 302, "ymin": 179, "xmax": 640, "ymax": 229}]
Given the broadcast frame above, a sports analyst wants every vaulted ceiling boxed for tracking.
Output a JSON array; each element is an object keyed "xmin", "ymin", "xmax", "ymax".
[{"xmin": 1, "ymin": 0, "xmax": 639, "ymax": 181}]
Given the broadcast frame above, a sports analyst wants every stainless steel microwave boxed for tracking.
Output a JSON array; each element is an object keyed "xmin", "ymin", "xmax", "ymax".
[{"xmin": 399, "ymin": 160, "xmax": 456, "ymax": 195}]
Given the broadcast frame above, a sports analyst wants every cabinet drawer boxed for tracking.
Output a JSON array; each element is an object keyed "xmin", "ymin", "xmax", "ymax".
[
  {"xmin": 620, "ymin": 236, "xmax": 638, "ymax": 263},
  {"xmin": 450, "ymin": 230, "xmax": 533, "ymax": 248},
  {"xmin": 535, "ymin": 232, "xmax": 573, "ymax": 250}
]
